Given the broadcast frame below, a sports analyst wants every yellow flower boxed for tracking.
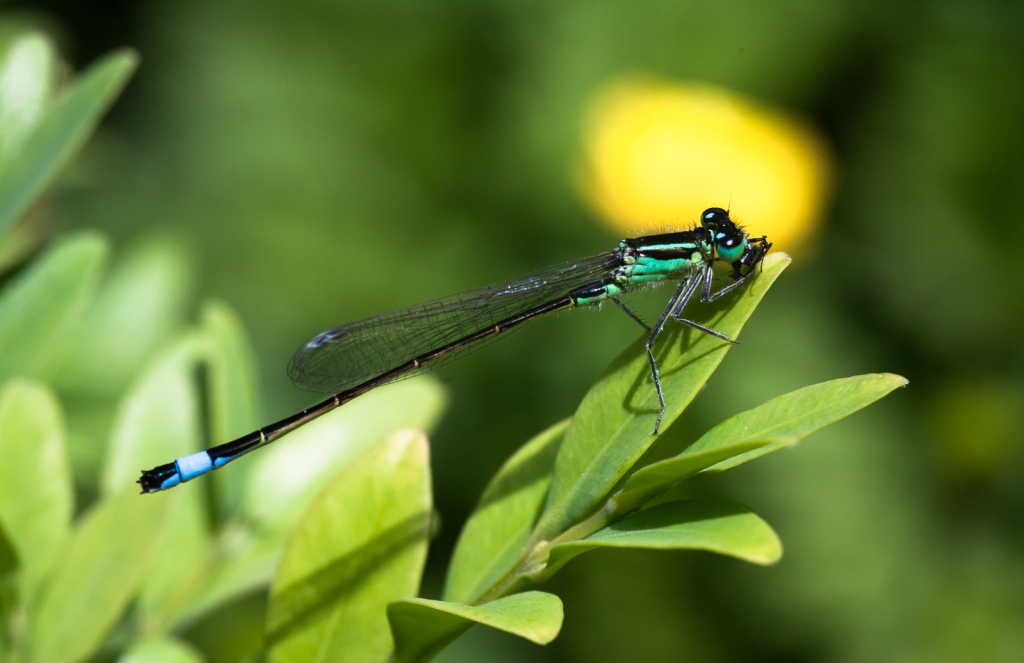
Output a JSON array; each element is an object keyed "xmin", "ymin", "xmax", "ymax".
[{"xmin": 582, "ymin": 79, "xmax": 833, "ymax": 255}]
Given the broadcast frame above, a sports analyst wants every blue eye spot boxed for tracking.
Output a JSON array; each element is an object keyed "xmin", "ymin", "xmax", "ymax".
[
  {"xmin": 716, "ymin": 232, "xmax": 725, "ymax": 239},
  {"xmin": 704, "ymin": 212, "xmax": 714, "ymax": 219}
]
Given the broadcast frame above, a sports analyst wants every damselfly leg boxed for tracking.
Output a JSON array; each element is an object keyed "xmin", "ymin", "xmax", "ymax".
[
  {"xmin": 665, "ymin": 264, "xmax": 739, "ymax": 344},
  {"xmin": 612, "ymin": 297, "xmax": 651, "ymax": 332},
  {"xmin": 647, "ymin": 276, "xmax": 702, "ymax": 434}
]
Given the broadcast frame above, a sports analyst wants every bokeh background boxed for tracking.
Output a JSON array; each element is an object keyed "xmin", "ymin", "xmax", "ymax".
[{"xmin": 9, "ymin": 0, "xmax": 1024, "ymax": 660}]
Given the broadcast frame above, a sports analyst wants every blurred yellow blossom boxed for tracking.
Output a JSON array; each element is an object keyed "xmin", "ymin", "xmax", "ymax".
[{"xmin": 582, "ymin": 79, "xmax": 833, "ymax": 254}]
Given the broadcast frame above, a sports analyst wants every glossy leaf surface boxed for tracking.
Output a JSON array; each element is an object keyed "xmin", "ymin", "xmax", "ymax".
[
  {"xmin": 0, "ymin": 50, "xmax": 136, "ymax": 239},
  {"xmin": 47, "ymin": 238, "xmax": 193, "ymax": 397},
  {"xmin": 0, "ymin": 33, "xmax": 56, "ymax": 163},
  {"xmin": 0, "ymin": 232, "xmax": 108, "ymax": 386},
  {"xmin": 388, "ymin": 591, "xmax": 563, "ymax": 663},
  {"xmin": 201, "ymin": 300, "xmax": 260, "ymax": 519},
  {"xmin": 0, "ymin": 520, "xmax": 18, "ymax": 619},
  {"xmin": 117, "ymin": 638, "xmax": 204, "ymax": 663},
  {"xmin": 266, "ymin": 429, "xmax": 431, "ymax": 663},
  {"xmin": 616, "ymin": 373, "xmax": 908, "ymax": 509},
  {"xmin": 101, "ymin": 334, "xmax": 205, "ymax": 497},
  {"xmin": 136, "ymin": 488, "xmax": 210, "ymax": 635},
  {"xmin": 95, "ymin": 335, "xmax": 210, "ymax": 632},
  {"xmin": 536, "ymin": 254, "xmax": 789, "ymax": 541},
  {"xmin": 0, "ymin": 379, "xmax": 72, "ymax": 604},
  {"xmin": 696, "ymin": 373, "xmax": 908, "ymax": 475},
  {"xmin": 545, "ymin": 499, "xmax": 781, "ymax": 577},
  {"xmin": 443, "ymin": 419, "xmax": 566, "ymax": 605},
  {"xmin": 176, "ymin": 528, "xmax": 282, "ymax": 626},
  {"xmin": 245, "ymin": 378, "xmax": 445, "ymax": 533},
  {"xmin": 29, "ymin": 492, "xmax": 172, "ymax": 663}
]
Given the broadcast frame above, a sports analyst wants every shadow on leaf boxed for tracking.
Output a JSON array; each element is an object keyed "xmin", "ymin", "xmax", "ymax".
[{"xmin": 266, "ymin": 510, "xmax": 431, "ymax": 645}]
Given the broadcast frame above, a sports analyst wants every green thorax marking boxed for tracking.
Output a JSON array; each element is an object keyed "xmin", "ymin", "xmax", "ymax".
[
  {"xmin": 617, "ymin": 237, "xmax": 710, "ymax": 286},
  {"xmin": 572, "ymin": 234, "xmax": 713, "ymax": 308},
  {"xmin": 572, "ymin": 282, "xmax": 622, "ymax": 306}
]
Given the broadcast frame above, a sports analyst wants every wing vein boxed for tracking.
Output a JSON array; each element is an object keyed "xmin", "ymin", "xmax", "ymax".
[{"xmin": 287, "ymin": 251, "xmax": 622, "ymax": 393}]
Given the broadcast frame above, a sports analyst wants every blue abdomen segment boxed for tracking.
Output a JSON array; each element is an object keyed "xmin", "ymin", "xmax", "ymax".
[
  {"xmin": 175, "ymin": 450, "xmax": 213, "ymax": 481},
  {"xmin": 139, "ymin": 448, "xmax": 246, "ymax": 493}
]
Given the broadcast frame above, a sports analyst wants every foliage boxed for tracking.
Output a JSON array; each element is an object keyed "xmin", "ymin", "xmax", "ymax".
[
  {"xmin": 0, "ymin": 29, "xmax": 448, "ymax": 663},
  {"xmin": 0, "ymin": 21, "xmax": 907, "ymax": 663}
]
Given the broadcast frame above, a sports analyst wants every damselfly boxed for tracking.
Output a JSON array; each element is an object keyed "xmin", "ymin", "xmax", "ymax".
[{"xmin": 139, "ymin": 207, "xmax": 770, "ymax": 493}]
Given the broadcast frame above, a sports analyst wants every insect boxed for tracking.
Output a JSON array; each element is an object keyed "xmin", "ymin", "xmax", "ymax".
[{"xmin": 139, "ymin": 207, "xmax": 770, "ymax": 493}]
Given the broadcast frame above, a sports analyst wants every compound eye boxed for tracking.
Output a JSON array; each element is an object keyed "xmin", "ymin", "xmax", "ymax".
[
  {"xmin": 716, "ymin": 234, "xmax": 746, "ymax": 262},
  {"xmin": 700, "ymin": 207, "xmax": 729, "ymax": 228}
]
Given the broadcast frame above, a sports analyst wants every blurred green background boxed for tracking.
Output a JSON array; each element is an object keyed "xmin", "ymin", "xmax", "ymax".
[{"xmin": 10, "ymin": 0, "xmax": 1024, "ymax": 660}]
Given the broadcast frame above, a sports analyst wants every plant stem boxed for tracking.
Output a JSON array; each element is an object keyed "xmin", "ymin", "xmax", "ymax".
[{"xmin": 471, "ymin": 496, "xmax": 625, "ymax": 604}]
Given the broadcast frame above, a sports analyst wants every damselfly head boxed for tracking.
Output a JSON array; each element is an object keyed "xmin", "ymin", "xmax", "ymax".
[
  {"xmin": 699, "ymin": 207, "xmax": 747, "ymax": 263},
  {"xmin": 699, "ymin": 207, "xmax": 731, "ymax": 230}
]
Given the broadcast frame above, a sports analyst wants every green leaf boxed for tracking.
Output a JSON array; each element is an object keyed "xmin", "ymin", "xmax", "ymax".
[
  {"xmin": 175, "ymin": 527, "xmax": 282, "ymax": 626},
  {"xmin": 388, "ymin": 591, "xmax": 563, "ymax": 663},
  {"xmin": 0, "ymin": 527, "xmax": 17, "ymax": 663},
  {"xmin": 0, "ymin": 379, "xmax": 72, "ymax": 604},
  {"xmin": 101, "ymin": 334, "xmax": 205, "ymax": 497},
  {"xmin": 614, "ymin": 373, "xmax": 908, "ymax": 510},
  {"xmin": 245, "ymin": 378, "xmax": 446, "ymax": 534},
  {"xmin": 136, "ymin": 488, "xmax": 211, "ymax": 636},
  {"xmin": 443, "ymin": 419, "xmax": 567, "ymax": 605},
  {"xmin": 0, "ymin": 521, "xmax": 16, "ymax": 580},
  {"xmin": 0, "ymin": 232, "xmax": 109, "ymax": 386},
  {"xmin": 97, "ymin": 335, "xmax": 210, "ymax": 633},
  {"xmin": 0, "ymin": 49, "xmax": 137, "ymax": 239},
  {"xmin": 61, "ymin": 398, "xmax": 117, "ymax": 497},
  {"xmin": 535, "ymin": 254, "xmax": 790, "ymax": 542},
  {"xmin": 117, "ymin": 637, "xmax": 203, "ymax": 663},
  {"xmin": 29, "ymin": 492, "xmax": 173, "ymax": 663},
  {"xmin": 0, "ymin": 520, "xmax": 18, "ymax": 618},
  {"xmin": 158, "ymin": 302, "xmax": 261, "ymax": 627},
  {"xmin": 47, "ymin": 237, "xmax": 194, "ymax": 397},
  {"xmin": 0, "ymin": 219, "xmax": 43, "ymax": 277},
  {"xmin": 544, "ymin": 499, "xmax": 781, "ymax": 578},
  {"xmin": 614, "ymin": 441, "xmax": 771, "ymax": 513},
  {"xmin": 266, "ymin": 429, "xmax": 432, "ymax": 663},
  {"xmin": 200, "ymin": 300, "xmax": 260, "ymax": 520},
  {"xmin": 697, "ymin": 373, "xmax": 909, "ymax": 475},
  {"xmin": 0, "ymin": 32, "xmax": 57, "ymax": 164}
]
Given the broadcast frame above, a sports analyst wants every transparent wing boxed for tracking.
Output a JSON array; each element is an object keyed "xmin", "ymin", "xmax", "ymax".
[{"xmin": 288, "ymin": 251, "xmax": 621, "ymax": 393}]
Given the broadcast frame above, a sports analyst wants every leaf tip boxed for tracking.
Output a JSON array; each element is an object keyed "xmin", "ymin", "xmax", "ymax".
[
  {"xmin": 749, "ymin": 522, "xmax": 784, "ymax": 566},
  {"xmin": 877, "ymin": 372, "xmax": 909, "ymax": 390},
  {"xmin": 104, "ymin": 47, "xmax": 141, "ymax": 75}
]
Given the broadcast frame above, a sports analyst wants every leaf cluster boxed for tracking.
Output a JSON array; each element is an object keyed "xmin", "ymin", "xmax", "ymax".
[
  {"xmin": 258, "ymin": 252, "xmax": 905, "ymax": 663},
  {"xmin": 0, "ymin": 30, "xmax": 450, "ymax": 663},
  {"xmin": 0, "ymin": 29, "xmax": 906, "ymax": 663}
]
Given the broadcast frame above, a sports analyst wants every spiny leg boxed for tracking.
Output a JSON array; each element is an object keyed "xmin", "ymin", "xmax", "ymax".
[
  {"xmin": 647, "ymin": 276, "xmax": 701, "ymax": 434},
  {"xmin": 612, "ymin": 297, "xmax": 650, "ymax": 332},
  {"xmin": 675, "ymin": 317, "xmax": 738, "ymax": 344},
  {"xmin": 672, "ymin": 265, "xmax": 738, "ymax": 343},
  {"xmin": 704, "ymin": 261, "xmax": 757, "ymax": 302}
]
